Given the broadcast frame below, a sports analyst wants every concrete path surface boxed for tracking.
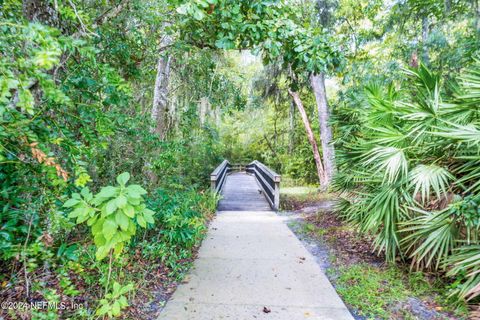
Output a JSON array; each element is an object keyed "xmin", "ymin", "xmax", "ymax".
[{"xmin": 158, "ymin": 210, "xmax": 353, "ymax": 320}]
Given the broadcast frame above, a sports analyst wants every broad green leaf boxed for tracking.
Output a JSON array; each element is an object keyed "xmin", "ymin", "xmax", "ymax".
[
  {"xmin": 119, "ymin": 283, "xmax": 134, "ymax": 296},
  {"xmin": 118, "ymin": 295, "xmax": 128, "ymax": 307},
  {"xmin": 105, "ymin": 199, "xmax": 118, "ymax": 215},
  {"xmin": 128, "ymin": 220, "xmax": 136, "ymax": 235},
  {"xmin": 94, "ymin": 233, "xmax": 106, "ymax": 247},
  {"xmin": 193, "ymin": 9, "xmax": 205, "ymax": 20},
  {"xmin": 103, "ymin": 218, "xmax": 117, "ymax": 240},
  {"xmin": 176, "ymin": 4, "xmax": 188, "ymax": 14},
  {"xmin": 76, "ymin": 208, "xmax": 92, "ymax": 224},
  {"xmin": 95, "ymin": 302, "xmax": 110, "ymax": 316},
  {"xmin": 87, "ymin": 216, "xmax": 98, "ymax": 226},
  {"xmin": 215, "ymin": 37, "xmax": 235, "ymax": 50},
  {"xmin": 63, "ymin": 198, "xmax": 79, "ymax": 208},
  {"xmin": 95, "ymin": 245, "xmax": 109, "ymax": 261},
  {"xmin": 116, "ymin": 195, "xmax": 127, "ymax": 208},
  {"xmin": 122, "ymin": 204, "xmax": 135, "ymax": 218},
  {"xmin": 114, "ymin": 242, "xmax": 124, "ymax": 257},
  {"xmin": 137, "ymin": 215, "xmax": 146, "ymax": 228},
  {"xmin": 97, "ymin": 186, "xmax": 117, "ymax": 199},
  {"xmin": 116, "ymin": 172, "xmax": 130, "ymax": 186},
  {"xmin": 113, "ymin": 282, "xmax": 121, "ymax": 295},
  {"xmin": 115, "ymin": 212, "xmax": 129, "ymax": 231},
  {"xmin": 92, "ymin": 218, "xmax": 104, "ymax": 236},
  {"xmin": 68, "ymin": 207, "xmax": 83, "ymax": 218},
  {"xmin": 126, "ymin": 185, "xmax": 147, "ymax": 198},
  {"xmin": 143, "ymin": 209, "xmax": 155, "ymax": 224},
  {"xmin": 80, "ymin": 187, "xmax": 93, "ymax": 201},
  {"xmin": 111, "ymin": 301, "xmax": 121, "ymax": 316},
  {"xmin": 127, "ymin": 197, "xmax": 141, "ymax": 206}
]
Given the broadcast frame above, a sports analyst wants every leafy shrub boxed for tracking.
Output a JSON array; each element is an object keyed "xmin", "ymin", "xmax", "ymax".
[
  {"xmin": 334, "ymin": 62, "xmax": 480, "ymax": 302},
  {"xmin": 64, "ymin": 172, "xmax": 154, "ymax": 261}
]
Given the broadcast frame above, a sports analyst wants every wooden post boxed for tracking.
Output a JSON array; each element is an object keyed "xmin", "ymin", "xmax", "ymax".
[
  {"xmin": 210, "ymin": 174, "xmax": 217, "ymax": 192},
  {"xmin": 274, "ymin": 177, "xmax": 280, "ymax": 210},
  {"xmin": 210, "ymin": 160, "xmax": 230, "ymax": 193}
]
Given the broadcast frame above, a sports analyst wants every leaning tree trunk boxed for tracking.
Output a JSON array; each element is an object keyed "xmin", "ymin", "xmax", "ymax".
[
  {"xmin": 288, "ymin": 99, "xmax": 295, "ymax": 154},
  {"xmin": 151, "ymin": 33, "xmax": 172, "ymax": 139},
  {"xmin": 310, "ymin": 73, "xmax": 335, "ymax": 186},
  {"xmin": 288, "ymin": 89, "xmax": 327, "ymax": 189}
]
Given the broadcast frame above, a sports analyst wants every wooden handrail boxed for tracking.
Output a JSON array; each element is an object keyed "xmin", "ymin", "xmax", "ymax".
[
  {"xmin": 210, "ymin": 160, "xmax": 231, "ymax": 193},
  {"xmin": 210, "ymin": 159, "xmax": 281, "ymax": 210},
  {"xmin": 246, "ymin": 160, "xmax": 281, "ymax": 210}
]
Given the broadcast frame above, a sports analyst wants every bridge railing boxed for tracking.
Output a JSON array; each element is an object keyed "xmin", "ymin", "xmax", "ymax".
[
  {"xmin": 246, "ymin": 160, "xmax": 281, "ymax": 210},
  {"xmin": 210, "ymin": 160, "xmax": 231, "ymax": 193},
  {"xmin": 230, "ymin": 163, "xmax": 247, "ymax": 172}
]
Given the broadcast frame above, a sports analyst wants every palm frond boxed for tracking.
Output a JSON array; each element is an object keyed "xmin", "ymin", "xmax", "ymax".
[
  {"xmin": 456, "ymin": 157, "xmax": 480, "ymax": 193},
  {"xmin": 363, "ymin": 146, "xmax": 408, "ymax": 184},
  {"xmin": 363, "ymin": 186, "xmax": 412, "ymax": 261},
  {"xmin": 408, "ymin": 164, "xmax": 453, "ymax": 202},
  {"xmin": 446, "ymin": 245, "xmax": 480, "ymax": 301},
  {"xmin": 457, "ymin": 59, "xmax": 480, "ymax": 103},
  {"xmin": 366, "ymin": 125, "xmax": 409, "ymax": 148},
  {"xmin": 435, "ymin": 122, "xmax": 480, "ymax": 146},
  {"xmin": 401, "ymin": 207, "xmax": 459, "ymax": 270}
]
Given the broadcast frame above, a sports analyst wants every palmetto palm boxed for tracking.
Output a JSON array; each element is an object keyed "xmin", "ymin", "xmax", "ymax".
[{"xmin": 334, "ymin": 61, "xmax": 480, "ymax": 302}]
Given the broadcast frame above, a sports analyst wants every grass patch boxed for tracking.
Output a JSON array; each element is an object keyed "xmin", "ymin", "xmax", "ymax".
[
  {"xmin": 333, "ymin": 264, "xmax": 409, "ymax": 319},
  {"xmin": 280, "ymin": 187, "xmax": 333, "ymax": 210},
  {"xmin": 295, "ymin": 211, "xmax": 468, "ymax": 319},
  {"xmin": 331, "ymin": 264, "xmax": 468, "ymax": 319}
]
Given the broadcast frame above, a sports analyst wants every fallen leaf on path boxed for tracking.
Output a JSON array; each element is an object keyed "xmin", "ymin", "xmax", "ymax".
[{"xmin": 263, "ymin": 306, "xmax": 271, "ymax": 313}]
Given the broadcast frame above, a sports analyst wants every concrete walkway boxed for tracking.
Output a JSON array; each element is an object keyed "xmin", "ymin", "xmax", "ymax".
[{"xmin": 158, "ymin": 209, "xmax": 353, "ymax": 319}]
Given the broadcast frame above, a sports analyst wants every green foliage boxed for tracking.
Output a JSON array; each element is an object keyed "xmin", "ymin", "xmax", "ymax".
[
  {"xmin": 173, "ymin": 0, "xmax": 342, "ymax": 75},
  {"xmin": 334, "ymin": 61, "xmax": 480, "ymax": 302},
  {"xmin": 334, "ymin": 264, "xmax": 408, "ymax": 319},
  {"xmin": 138, "ymin": 187, "xmax": 218, "ymax": 279},
  {"xmin": 96, "ymin": 282, "xmax": 133, "ymax": 317},
  {"xmin": 64, "ymin": 172, "xmax": 153, "ymax": 261},
  {"xmin": 0, "ymin": 1, "xmax": 225, "ymax": 318},
  {"xmin": 333, "ymin": 263, "xmax": 464, "ymax": 319},
  {"xmin": 2, "ymin": 0, "xmax": 479, "ymax": 317}
]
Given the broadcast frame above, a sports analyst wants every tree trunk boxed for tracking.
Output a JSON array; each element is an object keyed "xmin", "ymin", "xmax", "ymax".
[
  {"xmin": 444, "ymin": 0, "xmax": 451, "ymax": 15},
  {"xmin": 310, "ymin": 73, "xmax": 335, "ymax": 186},
  {"xmin": 151, "ymin": 37, "xmax": 171, "ymax": 139},
  {"xmin": 475, "ymin": 0, "xmax": 480, "ymax": 35},
  {"xmin": 288, "ymin": 89, "xmax": 327, "ymax": 189},
  {"xmin": 199, "ymin": 97, "xmax": 210, "ymax": 126},
  {"xmin": 421, "ymin": 16, "xmax": 430, "ymax": 64},
  {"xmin": 23, "ymin": 0, "xmax": 59, "ymax": 26},
  {"xmin": 288, "ymin": 99, "xmax": 295, "ymax": 154},
  {"xmin": 146, "ymin": 32, "xmax": 171, "ymax": 182}
]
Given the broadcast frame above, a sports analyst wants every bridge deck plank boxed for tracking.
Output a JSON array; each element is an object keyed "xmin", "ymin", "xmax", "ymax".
[{"xmin": 217, "ymin": 172, "xmax": 271, "ymax": 211}]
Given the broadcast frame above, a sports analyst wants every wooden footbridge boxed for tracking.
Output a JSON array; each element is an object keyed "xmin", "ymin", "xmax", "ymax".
[
  {"xmin": 210, "ymin": 160, "xmax": 281, "ymax": 211},
  {"xmin": 159, "ymin": 160, "xmax": 353, "ymax": 319}
]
